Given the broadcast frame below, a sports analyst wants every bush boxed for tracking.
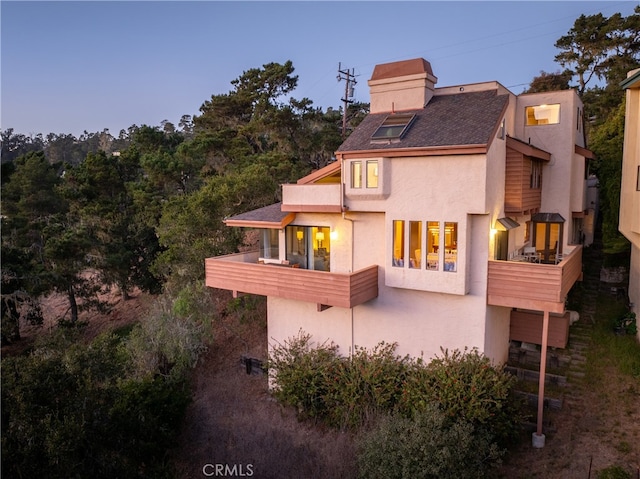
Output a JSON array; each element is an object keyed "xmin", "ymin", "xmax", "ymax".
[
  {"xmin": 399, "ymin": 348, "xmax": 522, "ymax": 446},
  {"xmin": 357, "ymin": 403, "xmax": 504, "ymax": 479},
  {"xmin": 268, "ymin": 330, "xmax": 341, "ymax": 421},
  {"xmin": 2, "ymin": 317, "xmax": 194, "ymax": 478},
  {"xmin": 126, "ymin": 289, "xmax": 209, "ymax": 380},
  {"xmin": 326, "ymin": 342, "xmax": 410, "ymax": 428},
  {"xmin": 269, "ymin": 333, "xmax": 522, "ymax": 445}
]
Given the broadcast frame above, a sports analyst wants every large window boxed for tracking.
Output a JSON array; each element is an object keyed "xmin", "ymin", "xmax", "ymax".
[
  {"xmin": 525, "ymin": 104, "xmax": 560, "ymax": 126},
  {"xmin": 286, "ymin": 226, "xmax": 330, "ymax": 271},
  {"xmin": 393, "ymin": 220, "xmax": 458, "ymax": 272}
]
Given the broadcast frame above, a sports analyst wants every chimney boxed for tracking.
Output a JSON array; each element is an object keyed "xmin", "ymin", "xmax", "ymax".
[{"xmin": 368, "ymin": 58, "xmax": 437, "ymax": 114}]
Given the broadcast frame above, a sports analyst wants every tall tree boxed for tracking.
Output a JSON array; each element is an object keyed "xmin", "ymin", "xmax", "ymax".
[
  {"xmin": 1, "ymin": 151, "xmax": 102, "ymax": 325},
  {"xmin": 555, "ymin": 7, "xmax": 640, "ymax": 96},
  {"xmin": 61, "ymin": 151, "xmax": 163, "ymax": 299}
]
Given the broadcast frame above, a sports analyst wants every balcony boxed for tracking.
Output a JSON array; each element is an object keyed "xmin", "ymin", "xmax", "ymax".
[
  {"xmin": 281, "ymin": 184, "xmax": 343, "ymax": 213},
  {"xmin": 205, "ymin": 251, "xmax": 378, "ymax": 309},
  {"xmin": 487, "ymin": 245, "xmax": 582, "ymax": 313}
]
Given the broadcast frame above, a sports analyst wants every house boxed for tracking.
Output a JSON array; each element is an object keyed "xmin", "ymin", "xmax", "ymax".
[
  {"xmin": 205, "ymin": 59, "xmax": 593, "ymax": 442},
  {"xmin": 619, "ymin": 68, "xmax": 640, "ymax": 338}
]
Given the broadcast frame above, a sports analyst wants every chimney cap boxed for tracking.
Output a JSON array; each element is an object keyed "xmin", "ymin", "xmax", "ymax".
[{"xmin": 370, "ymin": 58, "xmax": 435, "ymax": 82}]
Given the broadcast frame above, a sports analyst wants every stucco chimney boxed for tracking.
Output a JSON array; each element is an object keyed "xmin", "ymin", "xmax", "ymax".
[{"xmin": 368, "ymin": 58, "xmax": 437, "ymax": 114}]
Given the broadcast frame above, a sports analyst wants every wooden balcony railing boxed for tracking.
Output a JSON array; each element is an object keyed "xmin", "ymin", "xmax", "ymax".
[
  {"xmin": 487, "ymin": 245, "xmax": 582, "ymax": 313},
  {"xmin": 205, "ymin": 251, "xmax": 378, "ymax": 309}
]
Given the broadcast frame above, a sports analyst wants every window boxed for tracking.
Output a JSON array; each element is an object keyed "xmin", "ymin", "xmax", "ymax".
[
  {"xmin": 409, "ymin": 221, "xmax": 422, "ymax": 269},
  {"xmin": 366, "ymin": 160, "xmax": 378, "ymax": 188},
  {"xmin": 497, "ymin": 118, "xmax": 506, "ymax": 139},
  {"xmin": 637, "ymin": 166, "xmax": 640, "ymax": 191},
  {"xmin": 392, "ymin": 220, "xmax": 405, "ymax": 267},
  {"xmin": 351, "ymin": 161, "xmax": 362, "ymax": 188},
  {"xmin": 444, "ymin": 222, "xmax": 457, "ymax": 272},
  {"xmin": 426, "ymin": 221, "xmax": 439, "ymax": 270},
  {"xmin": 393, "ymin": 220, "xmax": 458, "ymax": 273},
  {"xmin": 525, "ymin": 104, "xmax": 560, "ymax": 126},
  {"xmin": 577, "ymin": 107, "xmax": 583, "ymax": 133},
  {"xmin": 285, "ymin": 226, "xmax": 330, "ymax": 271},
  {"xmin": 372, "ymin": 114, "xmax": 415, "ymax": 141},
  {"xmin": 259, "ymin": 229, "xmax": 279, "ymax": 260},
  {"xmin": 530, "ymin": 159, "xmax": 542, "ymax": 189}
]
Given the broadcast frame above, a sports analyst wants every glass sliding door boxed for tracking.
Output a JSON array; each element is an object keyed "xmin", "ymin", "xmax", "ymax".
[{"xmin": 285, "ymin": 225, "xmax": 330, "ymax": 271}]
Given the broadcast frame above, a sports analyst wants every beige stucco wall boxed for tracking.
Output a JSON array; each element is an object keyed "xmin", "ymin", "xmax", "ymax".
[
  {"xmin": 265, "ymin": 87, "xmax": 520, "ymax": 366},
  {"xmin": 619, "ymin": 70, "xmax": 640, "ymax": 337},
  {"xmin": 516, "ymin": 90, "xmax": 586, "ymax": 251}
]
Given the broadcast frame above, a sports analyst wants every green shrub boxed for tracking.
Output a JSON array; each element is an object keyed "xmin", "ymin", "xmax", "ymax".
[
  {"xmin": 268, "ymin": 330, "xmax": 341, "ymax": 421},
  {"xmin": 326, "ymin": 342, "xmax": 411, "ymax": 428},
  {"xmin": 357, "ymin": 404, "xmax": 504, "ymax": 479},
  {"xmin": 401, "ymin": 348, "xmax": 522, "ymax": 446},
  {"xmin": 269, "ymin": 333, "xmax": 522, "ymax": 445}
]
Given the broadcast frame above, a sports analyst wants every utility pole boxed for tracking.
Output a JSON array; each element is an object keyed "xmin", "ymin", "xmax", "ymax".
[{"xmin": 337, "ymin": 63, "xmax": 357, "ymax": 139}]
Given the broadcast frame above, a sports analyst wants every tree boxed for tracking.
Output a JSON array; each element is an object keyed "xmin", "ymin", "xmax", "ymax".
[
  {"xmin": 524, "ymin": 70, "xmax": 573, "ymax": 93},
  {"xmin": 1, "ymin": 128, "xmax": 45, "ymax": 165},
  {"xmin": 588, "ymin": 102, "xmax": 629, "ymax": 251},
  {"xmin": 1, "ymin": 152, "xmax": 101, "ymax": 325},
  {"xmin": 61, "ymin": 151, "xmax": 163, "ymax": 299},
  {"xmin": 555, "ymin": 8, "xmax": 640, "ymax": 96},
  {"xmin": 153, "ymin": 163, "xmax": 279, "ymax": 286}
]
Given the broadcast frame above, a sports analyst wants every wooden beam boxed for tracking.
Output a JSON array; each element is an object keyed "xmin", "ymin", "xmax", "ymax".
[{"xmin": 535, "ymin": 310, "xmax": 550, "ymax": 447}]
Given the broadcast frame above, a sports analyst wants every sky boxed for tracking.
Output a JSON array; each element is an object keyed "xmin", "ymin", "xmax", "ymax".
[{"xmin": 2, "ymin": 0, "xmax": 639, "ymax": 138}]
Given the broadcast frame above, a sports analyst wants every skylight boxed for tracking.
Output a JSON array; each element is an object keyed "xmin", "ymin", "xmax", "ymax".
[{"xmin": 371, "ymin": 113, "xmax": 415, "ymax": 141}]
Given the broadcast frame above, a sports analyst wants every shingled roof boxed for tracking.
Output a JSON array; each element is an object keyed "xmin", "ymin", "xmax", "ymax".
[
  {"xmin": 224, "ymin": 202, "xmax": 295, "ymax": 228},
  {"xmin": 337, "ymin": 89, "xmax": 508, "ymax": 153}
]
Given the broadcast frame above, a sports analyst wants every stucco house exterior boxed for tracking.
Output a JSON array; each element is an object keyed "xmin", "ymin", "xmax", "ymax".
[
  {"xmin": 205, "ymin": 58, "xmax": 592, "ymax": 370},
  {"xmin": 619, "ymin": 68, "xmax": 640, "ymax": 338}
]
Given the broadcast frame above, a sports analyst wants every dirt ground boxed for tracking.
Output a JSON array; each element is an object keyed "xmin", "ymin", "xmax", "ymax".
[{"xmin": 6, "ymin": 289, "xmax": 639, "ymax": 479}]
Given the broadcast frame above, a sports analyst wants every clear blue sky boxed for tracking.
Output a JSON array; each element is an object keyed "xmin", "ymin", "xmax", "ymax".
[{"xmin": 2, "ymin": 1, "xmax": 638, "ymax": 137}]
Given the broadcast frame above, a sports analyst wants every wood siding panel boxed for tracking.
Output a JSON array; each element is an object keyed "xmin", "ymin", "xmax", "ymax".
[
  {"xmin": 505, "ymin": 147, "xmax": 542, "ymax": 214},
  {"xmin": 487, "ymin": 246, "xmax": 582, "ymax": 313},
  {"xmin": 205, "ymin": 254, "xmax": 378, "ymax": 308},
  {"xmin": 505, "ymin": 149, "xmax": 524, "ymax": 212},
  {"xmin": 509, "ymin": 310, "xmax": 570, "ymax": 348}
]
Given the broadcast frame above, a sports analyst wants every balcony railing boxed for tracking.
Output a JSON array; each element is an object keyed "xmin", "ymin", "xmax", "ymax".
[
  {"xmin": 205, "ymin": 251, "xmax": 378, "ymax": 309},
  {"xmin": 487, "ymin": 245, "xmax": 582, "ymax": 313}
]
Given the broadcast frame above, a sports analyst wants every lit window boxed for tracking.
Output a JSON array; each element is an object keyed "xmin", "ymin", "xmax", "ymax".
[
  {"xmin": 426, "ymin": 221, "xmax": 439, "ymax": 270},
  {"xmin": 285, "ymin": 226, "xmax": 330, "ymax": 271},
  {"xmin": 525, "ymin": 104, "xmax": 560, "ymax": 126},
  {"xmin": 392, "ymin": 220, "xmax": 405, "ymax": 267},
  {"xmin": 372, "ymin": 114, "xmax": 415, "ymax": 140},
  {"xmin": 351, "ymin": 161, "xmax": 362, "ymax": 188},
  {"xmin": 366, "ymin": 160, "xmax": 378, "ymax": 188},
  {"xmin": 444, "ymin": 222, "xmax": 457, "ymax": 272},
  {"xmin": 409, "ymin": 221, "xmax": 422, "ymax": 269}
]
